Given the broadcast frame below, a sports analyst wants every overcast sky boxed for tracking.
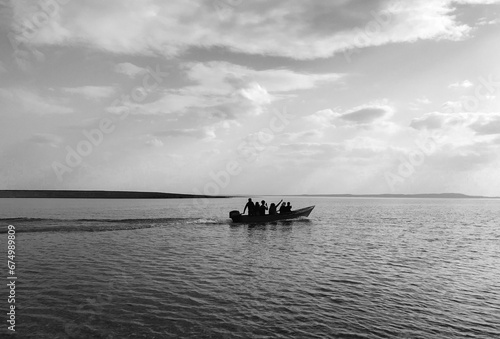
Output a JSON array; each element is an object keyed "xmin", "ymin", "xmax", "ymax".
[{"xmin": 1, "ymin": 0, "xmax": 500, "ymax": 195}]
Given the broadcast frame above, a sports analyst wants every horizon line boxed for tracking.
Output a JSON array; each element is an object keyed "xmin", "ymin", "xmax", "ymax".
[{"xmin": 0, "ymin": 190, "xmax": 499, "ymax": 199}]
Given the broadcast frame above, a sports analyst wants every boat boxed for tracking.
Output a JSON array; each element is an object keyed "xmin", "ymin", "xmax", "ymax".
[{"xmin": 229, "ymin": 206, "xmax": 315, "ymax": 223}]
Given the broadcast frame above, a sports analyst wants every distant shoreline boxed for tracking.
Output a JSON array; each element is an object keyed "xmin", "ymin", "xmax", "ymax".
[
  {"xmin": 0, "ymin": 190, "xmax": 231, "ymax": 199},
  {"xmin": 0, "ymin": 190, "xmax": 497, "ymax": 199},
  {"xmin": 298, "ymin": 193, "xmax": 500, "ymax": 199},
  {"xmin": 236, "ymin": 193, "xmax": 499, "ymax": 199}
]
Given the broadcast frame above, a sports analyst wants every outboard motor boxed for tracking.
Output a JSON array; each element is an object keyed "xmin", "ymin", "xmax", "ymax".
[{"xmin": 229, "ymin": 210, "xmax": 242, "ymax": 222}]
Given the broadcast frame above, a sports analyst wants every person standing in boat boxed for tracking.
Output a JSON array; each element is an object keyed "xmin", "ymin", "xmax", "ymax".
[
  {"xmin": 268, "ymin": 199, "xmax": 283, "ymax": 215},
  {"xmin": 285, "ymin": 202, "xmax": 292, "ymax": 213},
  {"xmin": 243, "ymin": 198, "xmax": 255, "ymax": 215}
]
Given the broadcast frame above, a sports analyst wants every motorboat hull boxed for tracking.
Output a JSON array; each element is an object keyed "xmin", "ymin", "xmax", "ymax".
[{"xmin": 229, "ymin": 206, "xmax": 315, "ymax": 223}]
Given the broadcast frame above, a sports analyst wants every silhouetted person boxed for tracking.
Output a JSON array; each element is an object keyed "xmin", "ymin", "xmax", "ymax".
[
  {"xmin": 280, "ymin": 202, "xmax": 292, "ymax": 214},
  {"xmin": 254, "ymin": 202, "xmax": 261, "ymax": 216},
  {"xmin": 260, "ymin": 200, "xmax": 268, "ymax": 215},
  {"xmin": 243, "ymin": 198, "xmax": 255, "ymax": 215},
  {"xmin": 279, "ymin": 201, "xmax": 287, "ymax": 214},
  {"xmin": 269, "ymin": 199, "xmax": 283, "ymax": 215}
]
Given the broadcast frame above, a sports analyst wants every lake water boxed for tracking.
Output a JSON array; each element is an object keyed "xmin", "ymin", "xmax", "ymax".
[{"xmin": 1, "ymin": 197, "xmax": 499, "ymax": 338}]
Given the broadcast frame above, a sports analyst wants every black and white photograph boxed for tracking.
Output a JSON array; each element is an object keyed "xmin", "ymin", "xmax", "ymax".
[{"xmin": 1, "ymin": 0, "xmax": 500, "ymax": 338}]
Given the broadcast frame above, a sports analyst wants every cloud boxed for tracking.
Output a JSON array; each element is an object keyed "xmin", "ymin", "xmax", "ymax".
[
  {"xmin": 416, "ymin": 97, "xmax": 432, "ymax": 104},
  {"xmin": 304, "ymin": 109, "xmax": 341, "ymax": 126},
  {"xmin": 477, "ymin": 17, "xmax": 500, "ymax": 25},
  {"xmin": 145, "ymin": 138, "xmax": 164, "ymax": 147},
  {"xmin": 0, "ymin": 87, "xmax": 73, "ymax": 115},
  {"xmin": 340, "ymin": 106, "xmax": 393, "ymax": 124},
  {"xmin": 408, "ymin": 112, "xmax": 500, "ymax": 171},
  {"xmin": 282, "ymin": 130, "xmax": 324, "ymax": 142},
  {"xmin": 0, "ymin": 60, "xmax": 5, "ymax": 73},
  {"xmin": 155, "ymin": 128, "xmax": 215, "ymax": 140},
  {"xmin": 114, "ymin": 62, "xmax": 148, "ymax": 77},
  {"xmin": 448, "ymin": 80, "xmax": 474, "ymax": 88},
  {"xmin": 469, "ymin": 114, "xmax": 500, "ymax": 135},
  {"xmin": 410, "ymin": 112, "xmax": 500, "ymax": 135},
  {"xmin": 184, "ymin": 61, "xmax": 341, "ymax": 93},
  {"xmin": 409, "ymin": 97, "xmax": 432, "ymax": 111},
  {"xmin": 5, "ymin": 0, "xmax": 484, "ymax": 60},
  {"xmin": 410, "ymin": 112, "xmax": 448, "ymax": 130},
  {"xmin": 239, "ymin": 82, "xmax": 272, "ymax": 105},
  {"xmin": 107, "ymin": 91, "xmax": 207, "ymax": 115},
  {"xmin": 308, "ymin": 103, "xmax": 394, "ymax": 128},
  {"xmin": 276, "ymin": 142, "xmax": 343, "ymax": 160},
  {"xmin": 107, "ymin": 61, "xmax": 340, "ymax": 119},
  {"xmin": 28, "ymin": 133, "xmax": 63, "ymax": 148},
  {"xmin": 61, "ymin": 86, "xmax": 116, "ymax": 100},
  {"xmin": 453, "ymin": 0, "xmax": 500, "ymax": 4}
]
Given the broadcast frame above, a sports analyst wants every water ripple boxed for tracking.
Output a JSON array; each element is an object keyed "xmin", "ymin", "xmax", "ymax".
[{"xmin": 2, "ymin": 198, "xmax": 500, "ymax": 338}]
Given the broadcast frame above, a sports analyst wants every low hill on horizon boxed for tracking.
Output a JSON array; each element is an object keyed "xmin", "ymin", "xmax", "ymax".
[
  {"xmin": 300, "ymin": 193, "xmax": 498, "ymax": 199},
  {"xmin": 0, "ymin": 190, "xmax": 230, "ymax": 199}
]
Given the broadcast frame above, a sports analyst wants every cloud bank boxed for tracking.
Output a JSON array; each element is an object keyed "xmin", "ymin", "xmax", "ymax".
[{"xmin": 8, "ymin": 0, "xmax": 498, "ymax": 60}]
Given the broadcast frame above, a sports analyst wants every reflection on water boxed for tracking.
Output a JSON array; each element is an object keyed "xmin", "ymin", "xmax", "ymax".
[{"xmin": 1, "ymin": 197, "xmax": 499, "ymax": 338}]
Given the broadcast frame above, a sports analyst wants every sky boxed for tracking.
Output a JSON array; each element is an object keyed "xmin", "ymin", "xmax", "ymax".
[{"xmin": 1, "ymin": 0, "xmax": 500, "ymax": 196}]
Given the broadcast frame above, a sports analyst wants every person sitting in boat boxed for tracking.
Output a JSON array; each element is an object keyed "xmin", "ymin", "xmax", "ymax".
[
  {"xmin": 243, "ymin": 198, "xmax": 255, "ymax": 215},
  {"xmin": 280, "ymin": 202, "xmax": 292, "ymax": 214},
  {"xmin": 260, "ymin": 200, "xmax": 268, "ymax": 215},
  {"xmin": 268, "ymin": 199, "xmax": 283, "ymax": 215},
  {"xmin": 254, "ymin": 202, "xmax": 261, "ymax": 216},
  {"xmin": 279, "ymin": 202, "xmax": 288, "ymax": 214}
]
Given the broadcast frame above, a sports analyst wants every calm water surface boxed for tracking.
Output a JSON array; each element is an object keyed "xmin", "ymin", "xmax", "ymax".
[{"xmin": 1, "ymin": 197, "xmax": 499, "ymax": 338}]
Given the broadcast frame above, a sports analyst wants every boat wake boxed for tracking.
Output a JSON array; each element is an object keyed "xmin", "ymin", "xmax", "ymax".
[{"xmin": 0, "ymin": 217, "xmax": 230, "ymax": 233}]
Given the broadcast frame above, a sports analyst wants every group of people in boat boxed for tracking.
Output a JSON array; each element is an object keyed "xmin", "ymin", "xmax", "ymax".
[{"xmin": 243, "ymin": 198, "xmax": 292, "ymax": 216}]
